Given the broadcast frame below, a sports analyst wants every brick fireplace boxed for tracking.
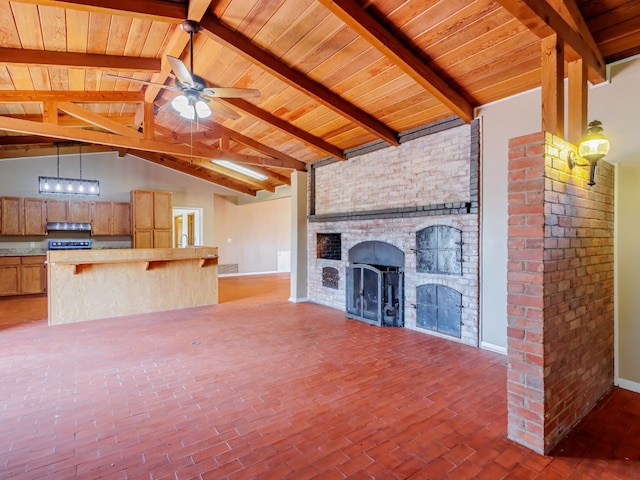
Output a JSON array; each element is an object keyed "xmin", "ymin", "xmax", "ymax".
[{"xmin": 308, "ymin": 117, "xmax": 480, "ymax": 346}]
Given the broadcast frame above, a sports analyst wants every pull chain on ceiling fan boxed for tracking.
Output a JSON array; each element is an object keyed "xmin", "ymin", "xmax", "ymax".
[{"xmin": 107, "ymin": 20, "xmax": 260, "ymax": 121}]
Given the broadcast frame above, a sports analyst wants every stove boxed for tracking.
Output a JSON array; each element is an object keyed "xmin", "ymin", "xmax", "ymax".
[{"xmin": 48, "ymin": 240, "xmax": 93, "ymax": 250}]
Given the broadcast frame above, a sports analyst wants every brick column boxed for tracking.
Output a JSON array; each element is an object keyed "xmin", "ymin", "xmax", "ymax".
[{"xmin": 507, "ymin": 132, "xmax": 614, "ymax": 454}]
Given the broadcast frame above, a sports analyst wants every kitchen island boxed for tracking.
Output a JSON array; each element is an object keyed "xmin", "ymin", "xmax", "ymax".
[{"xmin": 47, "ymin": 247, "xmax": 218, "ymax": 325}]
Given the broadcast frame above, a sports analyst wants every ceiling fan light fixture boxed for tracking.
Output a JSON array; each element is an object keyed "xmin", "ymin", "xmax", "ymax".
[
  {"xmin": 171, "ymin": 94, "xmax": 194, "ymax": 119},
  {"xmin": 195, "ymin": 100, "xmax": 212, "ymax": 119}
]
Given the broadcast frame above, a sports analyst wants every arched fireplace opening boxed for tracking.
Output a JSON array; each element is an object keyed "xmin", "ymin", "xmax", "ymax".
[{"xmin": 346, "ymin": 241, "xmax": 404, "ymax": 327}]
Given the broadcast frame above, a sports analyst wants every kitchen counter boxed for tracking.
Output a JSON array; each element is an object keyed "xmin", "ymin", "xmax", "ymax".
[
  {"xmin": 0, "ymin": 248, "xmax": 47, "ymax": 256},
  {"xmin": 47, "ymin": 247, "xmax": 218, "ymax": 325}
]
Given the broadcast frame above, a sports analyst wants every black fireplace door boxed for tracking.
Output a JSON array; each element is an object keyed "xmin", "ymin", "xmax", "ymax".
[{"xmin": 346, "ymin": 264, "xmax": 382, "ymax": 325}]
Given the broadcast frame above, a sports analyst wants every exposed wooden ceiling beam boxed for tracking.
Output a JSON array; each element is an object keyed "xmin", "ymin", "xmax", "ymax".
[
  {"xmin": 56, "ymin": 102, "xmax": 144, "ymax": 138},
  {"xmin": 317, "ymin": 0, "xmax": 474, "ymax": 123},
  {"xmin": 0, "ymin": 91, "xmax": 144, "ymax": 103},
  {"xmin": 496, "ymin": 0, "xmax": 606, "ymax": 82},
  {"xmin": 10, "ymin": 0, "xmax": 186, "ymax": 23},
  {"xmin": 155, "ymin": 123, "xmax": 304, "ymax": 173},
  {"xmin": 200, "ymin": 14, "xmax": 399, "ymax": 146},
  {"xmin": 4, "ymin": 113, "xmax": 137, "ymax": 128},
  {"xmin": 0, "ymin": 115, "xmax": 237, "ymax": 159},
  {"xmin": 217, "ymin": 97, "xmax": 344, "ymax": 160},
  {"xmin": 0, "ymin": 144, "xmax": 112, "ymax": 159},
  {"xmin": 0, "ymin": 48, "xmax": 161, "ymax": 73},
  {"xmin": 144, "ymin": 0, "xmax": 213, "ymax": 103},
  {"xmin": 128, "ymin": 150, "xmax": 259, "ymax": 196},
  {"xmin": 0, "ymin": 135, "xmax": 56, "ymax": 145}
]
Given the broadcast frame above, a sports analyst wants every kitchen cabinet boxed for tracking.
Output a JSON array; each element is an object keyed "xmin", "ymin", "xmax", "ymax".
[
  {"xmin": 23, "ymin": 198, "xmax": 47, "ymax": 235},
  {"xmin": 0, "ymin": 197, "xmax": 47, "ymax": 236},
  {"xmin": 21, "ymin": 256, "xmax": 46, "ymax": 294},
  {"xmin": 0, "ymin": 257, "xmax": 20, "ymax": 296},
  {"xmin": 93, "ymin": 201, "xmax": 132, "ymax": 236},
  {"xmin": 46, "ymin": 199, "xmax": 68, "ymax": 222},
  {"xmin": 0, "ymin": 256, "xmax": 46, "ymax": 296},
  {"xmin": 132, "ymin": 190, "xmax": 172, "ymax": 248},
  {"xmin": 112, "ymin": 202, "xmax": 131, "ymax": 235},
  {"xmin": 0, "ymin": 197, "xmax": 22, "ymax": 235},
  {"xmin": 69, "ymin": 201, "xmax": 92, "ymax": 223},
  {"xmin": 91, "ymin": 201, "xmax": 112, "ymax": 235}
]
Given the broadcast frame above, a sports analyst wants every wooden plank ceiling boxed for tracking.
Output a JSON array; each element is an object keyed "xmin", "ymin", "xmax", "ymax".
[{"xmin": 0, "ymin": 0, "xmax": 639, "ymax": 196}]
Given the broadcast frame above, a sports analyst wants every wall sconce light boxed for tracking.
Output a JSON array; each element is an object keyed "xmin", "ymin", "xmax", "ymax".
[
  {"xmin": 568, "ymin": 120, "xmax": 611, "ymax": 186},
  {"xmin": 38, "ymin": 144, "xmax": 100, "ymax": 196}
]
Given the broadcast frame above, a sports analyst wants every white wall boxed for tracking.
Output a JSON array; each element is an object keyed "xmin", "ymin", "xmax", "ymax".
[
  {"xmin": 476, "ymin": 93, "xmax": 540, "ymax": 353},
  {"xmin": 477, "ymin": 55, "xmax": 640, "ymax": 391},
  {"xmin": 213, "ymin": 194, "xmax": 291, "ymax": 274}
]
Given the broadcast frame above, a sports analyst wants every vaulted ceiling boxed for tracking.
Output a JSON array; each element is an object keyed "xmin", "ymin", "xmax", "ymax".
[{"xmin": 0, "ymin": 0, "xmax": 639, "ymax": 196}]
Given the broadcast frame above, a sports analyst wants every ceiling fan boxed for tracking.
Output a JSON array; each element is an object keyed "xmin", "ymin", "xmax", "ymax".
[{"xmin": 107, "ymin": 20, "xmax": 259, "ymax": 120}]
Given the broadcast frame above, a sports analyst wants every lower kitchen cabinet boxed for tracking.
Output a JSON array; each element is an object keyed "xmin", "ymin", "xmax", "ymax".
[
  {"xmin": 0, "ymin": 256, "xmax": 46, "ymax": 296},
  {"xmin": 0, "ymin": 257, "xmax": 20, "ymax": 296}
]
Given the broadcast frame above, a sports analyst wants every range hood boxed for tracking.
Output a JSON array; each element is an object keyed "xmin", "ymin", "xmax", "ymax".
[{"xmin": 46, "ymin": 222, "xmax": 92, "ymax": 232}]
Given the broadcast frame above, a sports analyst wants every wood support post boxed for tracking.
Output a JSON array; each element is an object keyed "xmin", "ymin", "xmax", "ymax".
[
  {"xmin": 568, "ymin": 59, "xmax": 588, "ymax": 145},
  {"xmin": 143, "ymin": 102, "xmax": 155, "ymax": 140},
  {"xmin": 541, "ymin": 34, "xmax": 564, "ymax": 138},
  {"xmin": 42, "ymin": 101, "xmax": 58, "ymax": 125}
]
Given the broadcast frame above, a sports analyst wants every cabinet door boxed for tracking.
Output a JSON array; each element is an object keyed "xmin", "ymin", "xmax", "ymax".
[
  {"xmin": 153, "ymin": 191, "xmax": 173, "ymax": 230},
  {"xmin": 92, "ymin": 201, "xmax": 112, "ymax": 235},
  {"xmin": 47, "ymin": 199, "xmax": 68, "ymax": 222},
  {"xmin": 112, "ymin": 202, "xmax": 131, "ymax": 235},
  {"xmin": 132, "ymin": 190, "xmax": 154, "ymax": 230},
  {"xmin": 69, "ymin": 200, "xmax": 92, "ymax": 223},
  {"xmin": 21, "ymin": 257, "xmax": 46, "ymax": 294},
  {"xmin": 134, "ymin": 229, "xmax": 153, "ymax": 249},
  {"xmin": 1, "ymin": 197, "xmax": 23, "ymax": 235},
  {"xmin": 23, "ymin": 198, "xmax": 47, "ymax": 235},
  {"xmin": 153, "ymin": 229, "xmax": 172, "ymax": 248},
  {"xmin": 0, "ymin": 257, "xmax": 20, "ymax": 296}
]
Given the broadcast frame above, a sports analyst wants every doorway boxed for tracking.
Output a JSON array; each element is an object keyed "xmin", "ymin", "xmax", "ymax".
[{"xmin": 173, "ymin": 207, "xmax": 203, "ymax": 247}]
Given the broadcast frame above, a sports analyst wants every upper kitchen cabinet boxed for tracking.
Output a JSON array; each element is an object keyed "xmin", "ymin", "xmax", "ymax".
[
  {"xmin": 0, "ymin": 197, "xmax": 47, "ymax": 236},
  {"xmin": 0, "ymin": 197, "xmax": 22, "ymax": 235},
  {"xmin": 92, "ymin": 202, "xmax": 131, "ymax": 236},
  {"xmin": 47, "ymin": 199, "xmax": 92, "ymax": 223},
  {"xmin": 69, "ymin": 201, "xmax": 92, "ymax": 223},
  {"xmin": 46, "ymin": 199, "xmax": 68, "ymax": 223},
  {"xmin": 23, "ymin": 198, "xmax": 47, "ymax": 235}
]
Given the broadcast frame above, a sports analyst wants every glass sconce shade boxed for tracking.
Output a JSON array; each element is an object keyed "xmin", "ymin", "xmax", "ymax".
[{"xmin": 578, "ymin": 120, "xmax": 610, "ymax": 163}]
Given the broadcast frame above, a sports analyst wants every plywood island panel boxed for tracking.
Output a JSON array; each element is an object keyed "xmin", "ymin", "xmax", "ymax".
[{"xmin": 47, "ymin": 247, "xmax": 218, "ymax": 325}]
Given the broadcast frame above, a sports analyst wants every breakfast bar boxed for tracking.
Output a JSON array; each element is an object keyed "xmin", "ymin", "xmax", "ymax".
[{"xmin": 47, "ymin": 247, "xmax": 218, "ymax": 325}]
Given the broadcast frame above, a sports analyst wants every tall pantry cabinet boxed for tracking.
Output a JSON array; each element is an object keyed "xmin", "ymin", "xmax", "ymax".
[{"xmin": 131, "ymin": 190, "xmax": 173, "ymax": 248}]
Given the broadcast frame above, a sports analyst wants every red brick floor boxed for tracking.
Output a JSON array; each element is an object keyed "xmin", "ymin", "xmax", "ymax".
[{"xmin": 0, "ymin": 273, "xmax": 638, "ymax": 479}]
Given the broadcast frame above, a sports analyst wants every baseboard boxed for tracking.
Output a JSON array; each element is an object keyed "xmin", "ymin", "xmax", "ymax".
[
  {"xmin": 616, "ymin": 377, "xmax": 640, "ymax": 394},
  {"xmin": 219, "ymin": 270, "xmax": 287, "ymax": 277},
  {"xmin": 288, "ymin": 297, "xmax": 309, "ymax": 303},
  {"xmin": 480, "ymin": 341, "xmax": 507, "ymax": 355}
]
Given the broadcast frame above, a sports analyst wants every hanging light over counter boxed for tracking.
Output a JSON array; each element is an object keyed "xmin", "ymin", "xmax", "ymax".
[{"xmin": 38, "ymin": 144, "xmax": 100, "ymax": 196}]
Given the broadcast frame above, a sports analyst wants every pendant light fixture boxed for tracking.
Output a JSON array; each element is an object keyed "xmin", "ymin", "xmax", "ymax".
[{"xmin": 38, "ymin": 144, "xmax": 100, "ymax": 196}]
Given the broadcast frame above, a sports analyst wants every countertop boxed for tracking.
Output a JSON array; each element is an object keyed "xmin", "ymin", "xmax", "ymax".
[{"xmin": 0, "ymin": 248, "xmax": 47, "ymax": 257}]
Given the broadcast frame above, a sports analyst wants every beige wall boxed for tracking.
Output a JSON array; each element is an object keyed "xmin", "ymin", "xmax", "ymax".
[
  {"xmin": 478, "ymin": 56, "xmax": 640, "ymax": 392},
  {"xmin": 213, "ymin": 194, "xmax": 291, "ymax": 274}
]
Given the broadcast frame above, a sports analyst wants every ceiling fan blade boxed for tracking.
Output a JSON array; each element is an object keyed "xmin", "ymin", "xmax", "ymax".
[
  {"xmin": 201, "ymin": 87, "xmax": 260, "ymax": 99},
  {"xmin": 166, "ymin": 55, "xmax": 194, "ymax": 87},
  {"xmin": 209, "ymin": 99, "xmax": 241, "ymax": 120},
  {"xmin": 105, "ymin": 73, "xmax": 182, "ymax": 92}
]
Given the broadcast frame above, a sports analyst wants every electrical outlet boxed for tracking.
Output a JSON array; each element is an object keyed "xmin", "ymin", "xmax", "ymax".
[{"xmin": 30, "ymin": 242, "xmax": 35, "ymax": 247}]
